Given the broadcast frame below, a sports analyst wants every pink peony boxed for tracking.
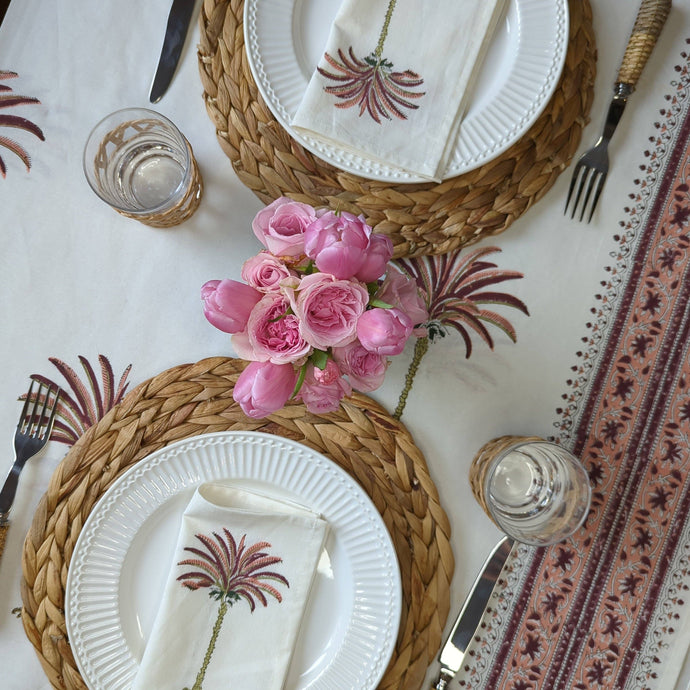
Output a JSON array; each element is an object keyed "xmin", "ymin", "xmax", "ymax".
[
  {"xmin": 293, "ymin": 273, "xmax": 369, "ymax": 350},
  {"xmin": 357, "ymin": 307, "xmax": 413, "ymax": 356},
  {"xmin": 235, "ymin": 292, "xmax": 311, "ymax": 364},
  {"xmin": 241, "ymin": 252, "xmax": 297, "ymax": 292},
  {"xmin": 304, "ymin": 210, "xmax": 372, "ymax": 279},
  {"xmin": 355, "ymin": 233, "xmax": 394, "ymax": 283},
  {"xmin": 298, "ymin": 360, "xmax": 352, "ymax": 414},
  {"xmin": 201, "ymin": 279, "xmax": 262, "ymax": 334},
  {"xmin": 233, "ymin": 361, "xmax": 297, "ymax": 419},
  {"xmin": 252, "ymin": 197, "xmax": 318, "ymax": 258},
  {"xmin": 332, "ymin": 340, "xmax": 389, "ymax": 392},
  {"xmin": 376, "ymin": 265, "xmax": 429, "ymax": 327}
]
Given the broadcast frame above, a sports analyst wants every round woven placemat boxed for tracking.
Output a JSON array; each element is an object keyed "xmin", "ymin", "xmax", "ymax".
[
  {"xmin": 197, "ymin": 0, "xmax": 596, "ymax": 257},
  {"xmin": 20, "ymin": 357, "xmax": 454, "ymax": 690}
]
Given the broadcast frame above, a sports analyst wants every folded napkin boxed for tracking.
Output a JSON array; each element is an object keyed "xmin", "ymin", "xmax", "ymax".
[
  {"xmin": 132, "ymin": 482, "xmax": 328, "ymax": 690},
  {"xmin": 291, "ymin": 0, "xmax": 506, "ymax": 181}
]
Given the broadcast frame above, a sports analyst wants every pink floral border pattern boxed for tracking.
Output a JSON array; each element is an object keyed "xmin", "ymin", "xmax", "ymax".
[{"xmin": 458, "ymin": 38, "xmax": 690, "ymax": 690}]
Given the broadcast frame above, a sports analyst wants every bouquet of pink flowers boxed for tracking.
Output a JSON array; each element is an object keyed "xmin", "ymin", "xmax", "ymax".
[{"xmin": 201, "ymin": 197, "xmax": 428, "ymax": 419}]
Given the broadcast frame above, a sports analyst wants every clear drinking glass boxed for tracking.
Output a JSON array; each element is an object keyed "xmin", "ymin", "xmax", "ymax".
[
  {"xmin": 83, "ymin": 108, "xmax": 203, "ymax": 227},
  {"xmin": 469, "ymin": 436, "xmax": 592, "ymax": 546}
]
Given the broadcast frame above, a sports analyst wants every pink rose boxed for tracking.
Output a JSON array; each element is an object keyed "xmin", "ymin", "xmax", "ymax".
[
  {"xmin": 355, "ymin": 233, "xmax": 394, "ymax": 283},
  {"xmin": 201, "ymin": 279, "xmax": 262, "ymax": 334},
  {"xmin": 333, "ymin": 340, "xmax": 389, "ymax": 392},
  {"xmin": 298, "ymin": 360, "xmax": 352, "ymax": 415},
  {"xmin": 304, "ymin": 211, "xmax": 372, "ymax": 279},
  {"xmin": 376, "ymin": 266, "xmax": 428, "ymax": 326},
  {"xmin": 235, "ymin": 292, "xmax": 311, "ymax": 364},
  {"xmin": 241, "ymin": 252, "xmax": 296, "ymax": 292},
  {"xmin": 233, "ymin": 361, "xmax": 297, "ymax": 419},
  {"xmin": 252, "ymin": 197, "xmax": 318, "ymax": 257},
  {"xmin": 293, "ymin": 273, "xmax": 369, "ymax": 349},
  {"xmin": 357, "ymin": 307, "xmax": 413, "ymax": 356}
]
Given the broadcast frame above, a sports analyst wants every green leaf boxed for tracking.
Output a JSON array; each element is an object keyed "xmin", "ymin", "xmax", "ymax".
[
  {"xmin": 368, "ymin": 298, "xmax": 394, "ymax": 309},
  {"xmin": 310, "ymin": 349, "xmax": 329, "ymax": 370}
]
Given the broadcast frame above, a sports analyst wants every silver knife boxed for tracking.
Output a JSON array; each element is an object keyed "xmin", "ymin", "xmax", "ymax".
[
  {"xmin": 149, "ymin": 0, "xmax": 197, "ymax": 103},
  {"xmin": 431, "ymin": 536, "xmax": 514, "ymax": 689}
]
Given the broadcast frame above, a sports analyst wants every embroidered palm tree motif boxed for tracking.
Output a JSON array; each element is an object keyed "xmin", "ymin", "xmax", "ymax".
[
  {"xmin": 318, "ymin": 0, "xmax": 424, "ymax": 123},
  {"xmin": 393, "ymin": 247, "xmax": 530, "ymax": 418},
  {"xmin": 25, "ymin": 355, "xmax": 132, "ymax": 445},
  {"xmin": 178, "ymin": 530, "xmax": 289, "ymax": 690},
  {"xmin": 0, "ymin": 71, "xmax": 45, "ymax": 177}
]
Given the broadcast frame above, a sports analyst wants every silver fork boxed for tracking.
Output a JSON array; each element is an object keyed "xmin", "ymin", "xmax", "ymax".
[
  {"xmin": 564, "ymin": 0, "xmax": 670, "ymax": 222},
  {"xmin": 0, "ymin": 380, "xmax": 60, "ymax": 562}
]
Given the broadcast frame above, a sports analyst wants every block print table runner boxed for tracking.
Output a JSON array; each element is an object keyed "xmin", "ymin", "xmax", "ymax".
[{"xmin": 457, "ymin": 38, "xmax": 690, "ymax": 690}]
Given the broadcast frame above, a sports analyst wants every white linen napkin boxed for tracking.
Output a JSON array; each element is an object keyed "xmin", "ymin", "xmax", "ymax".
[
  {"xmin": 132, "ymin": 482, "xmax": 328, "ymax": 690},
  {"xmin": 291, "ymin": 0, "xmax": 506, "ymax": 181}
]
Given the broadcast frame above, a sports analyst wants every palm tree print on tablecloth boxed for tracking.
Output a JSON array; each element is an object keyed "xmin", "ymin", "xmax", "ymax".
[
  {"xmin": 0, "ymin": 71, "xmax": 44, "ymax": 177},
  {"xmin": 318, "ymin": 0, "xmax": 424, "ymax": 122},
  {"xmin": 178, "ymin": 529, "xmax": 289, "ymax": 690},
  {"xmin": 25, "ymin": 355, "xmax": 132, "ymax": 445},
  {"xmin": 393, "ymin": 247, "xmax": 529, "ymax": 418}
]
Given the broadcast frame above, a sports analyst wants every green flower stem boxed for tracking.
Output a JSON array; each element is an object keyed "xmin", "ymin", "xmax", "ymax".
[
  {"xmin": 186, "ymin": 600, "xmax": 228, "ymax": 690},
  {"xmin": 374, "ymin": 0, "xmax": 397, "ymax": 59},
  {"xmin": 393, "ymin": 336, "xmax": 429, "ymax": 420}
]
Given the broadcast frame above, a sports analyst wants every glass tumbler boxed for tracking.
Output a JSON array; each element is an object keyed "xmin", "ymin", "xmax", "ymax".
[
  {"xmin": 469, "ymin": 435, "xmax": 592, "ymax": 546},
  {"xmin": 83, "ymin": 108, "xmax": 203, "ymax": 227}
]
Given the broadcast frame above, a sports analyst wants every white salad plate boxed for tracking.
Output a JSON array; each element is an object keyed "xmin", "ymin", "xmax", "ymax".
[
  {"xmin": 65, "ymin": 431, "xmax": 402, "ymax": 689},
  {"xmin": 244, "ymin": 0, "xmax": 569, "ymax": 182}
]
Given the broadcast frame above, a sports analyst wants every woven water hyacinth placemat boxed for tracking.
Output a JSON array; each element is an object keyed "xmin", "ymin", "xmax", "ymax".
[
  {"xmin": 19, "ymin": 357, "xmax": 454, "ymax": 690},
  {"xmin": 197, "ymin": 0, "xmax": 596, "ymax": 257}
]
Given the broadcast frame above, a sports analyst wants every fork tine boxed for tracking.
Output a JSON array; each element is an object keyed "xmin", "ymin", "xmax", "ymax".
[
  {"xmin": 586, "ymin": 172, "xmax": 607, "ymax": 223},
  {"xmin": 17, "ymin": 379, "xmax": 35, "ymax": 432},
  {"xmin": 42, "ymin": 386, "xmax": 60, "ymax": 440},
  {"xmin": 578, "ymin": 169, "xmax": 603, "ymax": 222},
  {"xmin": 564, "ymin": 163, "xmax": 583, "ymax": 216},
  {"xmin": 569, "ymin": 166, "xmax": 591, "ymax": 220}
]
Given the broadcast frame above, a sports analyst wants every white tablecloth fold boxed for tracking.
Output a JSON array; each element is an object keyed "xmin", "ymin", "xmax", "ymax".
[
  {"xmin": 132, "ymin": 482, "xmax": 328, "ymax": 690},
  {"xmin": 292, "ymin": 0, "xmax": 506, "ymax": 180}
]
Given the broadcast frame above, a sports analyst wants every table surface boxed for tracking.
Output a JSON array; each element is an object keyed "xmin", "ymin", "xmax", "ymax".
[{"xmin": 2, "ymin": 0, "xmax": 690, "ymax": 688}]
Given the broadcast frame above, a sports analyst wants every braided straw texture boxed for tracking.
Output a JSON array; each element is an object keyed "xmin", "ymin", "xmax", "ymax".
[
  {"xmin": 469, "ymin": 434, "xmax": 542, "ymax": 518},
  {"xmin": 20, "ymin": 357, "xmax": 454, "ymax": 690},
  {"xmin": 197, "ymin": 0, "xmax": 596, "ymax": 258}
]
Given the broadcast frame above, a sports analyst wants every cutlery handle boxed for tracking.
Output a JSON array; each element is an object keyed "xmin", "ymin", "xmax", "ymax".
[
  {"xmin": 0, "ymin": 522, "xmax": 8, "ymax": 564},
  {"xmin": 617, "ymin": 0, "xmax": 671, "ymax": 91}
]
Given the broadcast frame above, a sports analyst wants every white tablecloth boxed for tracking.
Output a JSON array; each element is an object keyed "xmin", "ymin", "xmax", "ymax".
[{"xmin": 1, "ymin": 0, "xmax": 690, "ymax": 688}]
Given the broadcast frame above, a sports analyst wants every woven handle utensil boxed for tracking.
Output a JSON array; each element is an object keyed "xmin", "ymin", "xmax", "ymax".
[{"xmin": 617, "ymin": 0, "xmax": 671, "ymax": 90}]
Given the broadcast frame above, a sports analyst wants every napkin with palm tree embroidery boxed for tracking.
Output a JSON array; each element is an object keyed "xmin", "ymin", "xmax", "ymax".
[
  {"xmin": 292, "ymin": 0, "xmax": 506, "ymax": 181},
  {"xmin": 132, "ymin": 483, "xmax": 328, "ymax": 690}
]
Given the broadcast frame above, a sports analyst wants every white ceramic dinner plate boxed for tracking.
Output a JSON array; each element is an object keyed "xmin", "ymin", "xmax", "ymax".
[
  {"xmin": 244, "ymin": 0, "xmax": 569, "ymax": 182},
  {"xmin": 65, "ymin": 431, "xmax": 402, "ymax": 690}
]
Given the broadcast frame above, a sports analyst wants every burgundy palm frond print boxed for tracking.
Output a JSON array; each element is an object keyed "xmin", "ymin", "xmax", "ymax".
[
  {"xmin": 25, "ymin": 355, "xmax": 132, "ymax": 445},
  {"xmin": 177, "ymin": 529, "xmax": 288, "ymax": 610},
  {"xmin": 318, "ymin": 0, "xmax": 425, "ymax": 123},
  {"xmin": 178, "ymin": 529, "xmax": 288, "ymax": 690},
  {"xmin": 319, "ymin": 48, "xmax": 424, "ymax": 123},
  {"xmin": 396, "ymin": 247, "xmax": 529, "ymax": 357},
  {"xmin": 0, "ymin": 71, "xmax": 44, "ymax": 177}
]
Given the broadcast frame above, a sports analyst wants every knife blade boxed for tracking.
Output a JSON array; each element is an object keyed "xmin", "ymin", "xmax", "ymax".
[
  {"xmin": 431, "ymin": 536, "xmax": 514, "ymax": 689},
  {"xmin": 149, "ymin": 0, "xmax": 197, "ymax": 104}
]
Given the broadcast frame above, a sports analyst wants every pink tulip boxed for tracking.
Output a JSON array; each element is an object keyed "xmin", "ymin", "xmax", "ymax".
[
  {"xmin": 298, "ymin": 360, "xmax": 352, "ymax": 415},
  {"xmin": 355, "ymin": 233, "xmax": 394, "ymax": 283},
  {"xmin": 233, "ymin": 360, "xmax": 297, "ymax": 419},
  {"xmin": 304, "ymin": 210, "xmax": 372, "ymax": 279},
  {"xmin": 201, "ymin": 279, "xmax": 262, "ymax": 334},
  {"xmin": 241, "ymin": 251, "xmax": 297, "ymax": 292},
  {"xmin": 293, "ymin": 273, "xmax": 369, "ymax": 349},
  {"xmin": 376, "ymin": 265, "xmax": 428, "ymax": 327},
  {"xmin": 252, "ymin": 197, "xmax": 319, "ymax": 258},
  {"xmin": 357, "ymin": 307, "xmax": 413, "ymax": 356},
  {"xmin": 332, "ymin": 340, "xmax": 388, "ymax": 392}
]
